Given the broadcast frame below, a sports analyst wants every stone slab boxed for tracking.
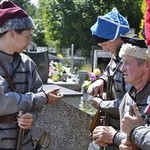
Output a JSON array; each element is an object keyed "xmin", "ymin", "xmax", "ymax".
[{"xmin": 32, "ymin": 84, "xmax": 92, "ymax": 150}]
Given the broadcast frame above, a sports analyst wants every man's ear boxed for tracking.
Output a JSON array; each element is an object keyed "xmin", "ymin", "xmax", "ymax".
[{"xmin": 145, "ymin": 59, "xmax": 150, "ymax": 69}]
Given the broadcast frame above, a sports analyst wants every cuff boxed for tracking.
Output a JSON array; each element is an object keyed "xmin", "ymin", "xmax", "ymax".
[
  {"xmin": 43, "ymin": 92, "xmax": 49, "ymax": 104},
  {"xmin": 129, "ymin": 125, "xmax": 143, "ymax": 141},
  {"xmin": 112, "ymin": 131, "xmax": 119, "ymax": 146}
]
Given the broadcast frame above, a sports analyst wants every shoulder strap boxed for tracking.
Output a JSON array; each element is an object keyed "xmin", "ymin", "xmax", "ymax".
[{"xmin": 0, "ymin": 60, "xmax": 15, "ymax": 91}]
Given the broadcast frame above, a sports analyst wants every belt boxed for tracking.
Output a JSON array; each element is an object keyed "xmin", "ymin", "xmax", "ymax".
[{"xmin": 0, "ymin": 113, "xmax": 18, "ymax": 124}]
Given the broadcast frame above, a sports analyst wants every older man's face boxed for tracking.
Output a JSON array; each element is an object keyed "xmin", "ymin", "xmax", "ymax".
[{"xmin": 120, "ymin": 55, "xmax": 146, "ymax": 86}]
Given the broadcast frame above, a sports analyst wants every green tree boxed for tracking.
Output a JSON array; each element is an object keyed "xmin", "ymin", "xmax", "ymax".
[
  {"xmin": 34, "ymin": 0, "xmax": 143, "ymax": 58},
  {"xmin": 138, "ymin": 0, "xmax": 146, "ymax": 38},
  {"xmin": 12, "ymin": 0, "xmax": 37, "ymax": 17},
  {"xmin": 33, "ymin": 18, "xmax": 48, "ymax": 46},
  {"xmin": 38, "ymin": 0, "xmax": 102, "ymax": 57},
  {"xmin": 12, "ymin": 0, "xmax": 31, "ymax": 10},
  {"xmin": 11, "ymin": 0, "xmax": 44, "ymax": 46}
]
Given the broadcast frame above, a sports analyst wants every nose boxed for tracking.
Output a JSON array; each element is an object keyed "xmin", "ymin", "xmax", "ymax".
[
  {"xmin": 28, "ymin": 38, "xmax": 32, "ymax": 45},
  {"xmin": 120, "ymin": 63, "xmax": 124, "ymax": 72}
]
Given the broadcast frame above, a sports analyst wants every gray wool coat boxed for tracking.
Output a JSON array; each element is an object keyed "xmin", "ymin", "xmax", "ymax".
[
  {"xmin": 114, "ymin": 82, "xmax": 150, "ymax": 150},
  {"xmin": 0, "ymin": 52, "xmax": 47, "ymax": 150}
]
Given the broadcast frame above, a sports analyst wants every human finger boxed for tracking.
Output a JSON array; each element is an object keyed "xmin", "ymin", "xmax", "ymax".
[
  {"xmin": 132, "ymin": 103, "xmax": 142, "ymax": 118},
  {"xmin": 47, "ymin": 92, "xmax": 63, "ymax": 105},
  {"xmin": 18, "ymin": 113, "xmax": 33, "ymax": 129},
  {"xmin": 95, "ymin": 139, "xmax": 107, "ymax": 146},
  {"xmin": 99, "ymin": 85, "xmax": 103, "ymax": 98},
  {"xmin": 121, "ymin": 139, "xmax": 132, "ymax": 146},
  {"xmin": 87, "ymin": 85, "xmax": 94, "ymax": 95},
  {"xmin": 119, "ymin": 139, "xmax": 133, "ymax": 150},
  {"xmin": 50, "ymin": 88, "xmax": 60, "ymax": 95},
  {"xmin": 119, "ymin": 143, "xmax": 132, "ymax": 150}
]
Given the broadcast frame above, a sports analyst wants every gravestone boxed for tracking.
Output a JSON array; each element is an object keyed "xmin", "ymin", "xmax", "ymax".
[{"xmin": 32, "ymin": 85, "xmax": 92, "ymax": 150}]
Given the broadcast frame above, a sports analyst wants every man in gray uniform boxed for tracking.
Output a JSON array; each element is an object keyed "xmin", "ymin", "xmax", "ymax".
[
  {"xmin": 0, "ymin": 0, "xmax": 63, "ymax": 149},
  {"xmin": 88, "ymin": 7, "xmax": 130, "ymax": 133},
  {"xmin": 88, "ymin": 8, "xmax": 147, "ymax": 150},
  {"xmin": 119, "ymin": 0, "xmax": 150, "ymax": 149},
  {"xmin": 92, "ymin": 43, "xmax": 150, "ymax": 150}
]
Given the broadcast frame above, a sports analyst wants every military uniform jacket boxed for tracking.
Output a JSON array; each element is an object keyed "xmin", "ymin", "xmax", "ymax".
[
  {"xmin": 0, "ymin": 52, "xmax": 47, "ymax": 150},
  {"xmin": 114, "ymin": 81, "xmax": 150, "ymax": 150}
]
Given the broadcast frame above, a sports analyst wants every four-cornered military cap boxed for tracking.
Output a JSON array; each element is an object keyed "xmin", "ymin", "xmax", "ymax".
[
  {"xmin": 0, "ymin": 0, "xmax": 35, "ymax": 33},
  {"xmin": 91, "ymin": 8, "xmax": 130, "ymax": 43}
]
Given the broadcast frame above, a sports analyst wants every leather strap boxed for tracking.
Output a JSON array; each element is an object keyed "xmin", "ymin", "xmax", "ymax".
[
  {"xmin": 0, "ymin": 59, "xmax": 15, "ymax": 91},
  {"xmin": 0, "ymin": 113, "xmax": 17, "ymax": 124}
]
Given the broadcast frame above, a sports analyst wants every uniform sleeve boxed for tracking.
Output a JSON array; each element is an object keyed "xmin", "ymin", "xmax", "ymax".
[
  {"xmin": 113, "ymin": 131, "xmax": 126, "ymax": 146},
  {"xmin": 99, "ymin": 98, "xmax": 121, "ymax": 115},
  {"xmin": 0, "ymin": 59, "xmax": 48, "ymax": 116},
  {"xmin": 131, "ymin": 126, "xmax": 150, "ymax": 150},
  {"xmin": 0, "ymin": 85, "xmax": 47, "ymax": 116}
]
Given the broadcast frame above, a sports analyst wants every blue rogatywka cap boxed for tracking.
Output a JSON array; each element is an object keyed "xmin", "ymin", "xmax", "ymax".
[{"xmin": 91, "ymin": 8, "xmax": 130, "ymax": 43}]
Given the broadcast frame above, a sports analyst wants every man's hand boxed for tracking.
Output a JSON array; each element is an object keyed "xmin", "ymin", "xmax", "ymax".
[
  {"xmin": 17, "ymin": 112, "xmax": 33, "ymax": 129},
  {"xmin": 119, "ymin": 139, "xmax": 133, "ymax": 150},
  {"xmin": 87, "ymin": 79, "xmax": 104, "ymax": 96},
  {"xmin": 92, "ymin": 126, "xmax": 117, "ymax": 146},
  {"xmin": 121, "ymin": 103, "xmax": 144, "ymax": 135},
  {"xmin": 45, "ymin": 88, "xmax": 63, "ymax": 105},
  {"xmin": 90, "ymin": 97, "xmax": 103, "ymax": 110}
]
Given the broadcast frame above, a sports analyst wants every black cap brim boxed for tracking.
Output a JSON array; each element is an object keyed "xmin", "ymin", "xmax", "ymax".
[
  {"xmin": 121, "ymin": 36, "xmax": 147, "ymax": 48},
  {"xmin": 93, "ymin": 35, "xmax": 109, "ymax": 44}
]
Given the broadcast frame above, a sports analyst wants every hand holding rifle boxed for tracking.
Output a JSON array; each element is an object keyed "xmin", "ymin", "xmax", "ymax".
[{"xmin": 16, "ymin": 111, "xmax": 33, "ymax": 150}]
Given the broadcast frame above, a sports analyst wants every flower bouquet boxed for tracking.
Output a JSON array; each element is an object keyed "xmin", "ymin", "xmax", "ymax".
[{"xmin": 81, "ymin": 68, "xmax": 101, "ymax": 93}]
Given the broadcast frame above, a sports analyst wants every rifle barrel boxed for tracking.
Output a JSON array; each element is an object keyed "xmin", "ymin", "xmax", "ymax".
[{"xmin": 16, "ymin": 128, "xmax": 25, "ymax": 150}]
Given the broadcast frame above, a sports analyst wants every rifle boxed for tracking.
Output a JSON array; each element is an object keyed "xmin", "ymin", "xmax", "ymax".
[
  {"xmin": 16, "ymin": 111, "xmax": 26, "ymax": 150},
  {"xmin": 34, "ymin": 131, "xmax": 51, "ymax": 150},
  {"xmin": 16, "ymin": 127, "xmax": 25, "ymax": 150}
]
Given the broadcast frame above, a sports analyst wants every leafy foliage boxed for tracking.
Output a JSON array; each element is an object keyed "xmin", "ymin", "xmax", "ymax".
[
  {"xmin": 36, "ymin": 0, "xmax": 143, "ymax": 58},
  {"xmin": 14, "ymin": 0, "xmax": 144, "ymax": 59},
  {"xmin": 138, "ymin": 0, "xmax": 146, "ymax": 38},
  {"xmin": 12, "ymin": 0, "xmax": 32, "ymax": 11}
]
